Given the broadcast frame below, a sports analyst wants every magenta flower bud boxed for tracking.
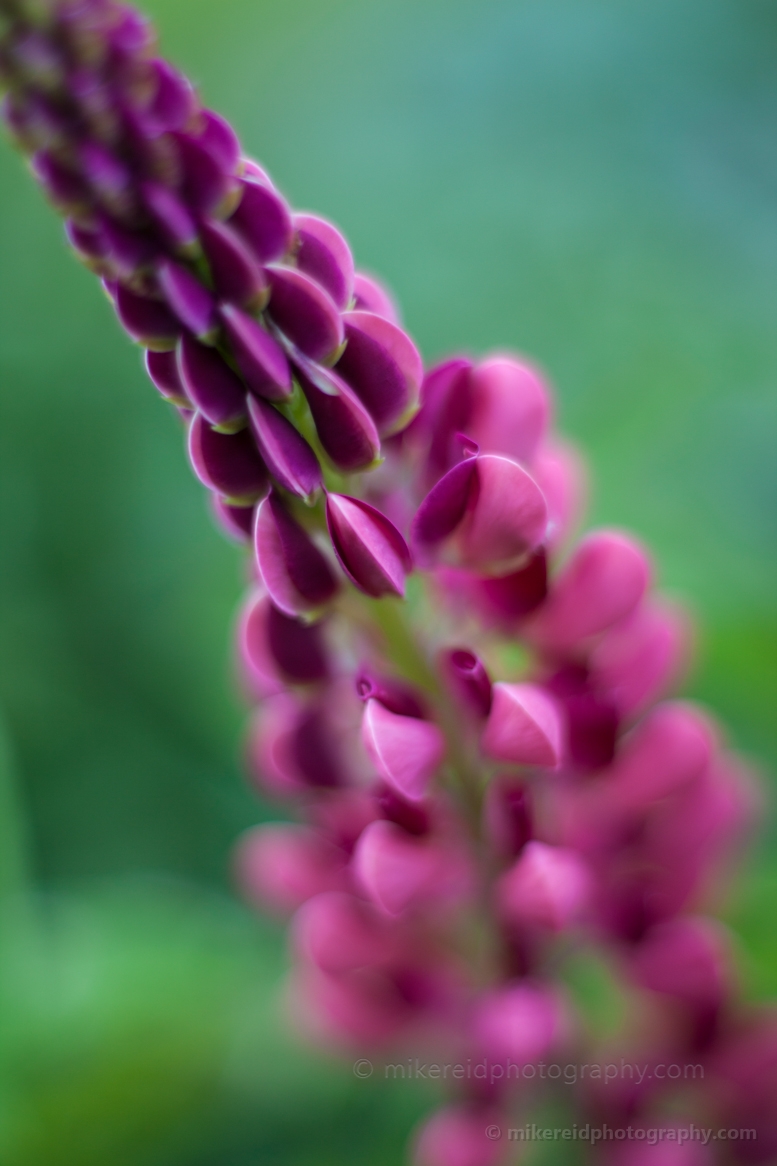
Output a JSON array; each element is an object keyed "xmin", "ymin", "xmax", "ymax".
[
  {"xmin": 79, "ymin": 140, "xmax": 133, "ymax": 216},
  {"xmin": 292, "ymin": 891, "xmax": 397, "ymax": 975},
  {"xmin": 326, "ymin": 493, "xmax": 412, "ymax": 598},
  {"xmin": 229, "ymin": 176, "xmax": 293, "ymax": 263},
  {"xmin": 294, "ymin": 358, "xmax": 380, "ymax": 472},
  {"xmin": 590, "ymin": 599, "xmax": 690, "ymax": 719},
  {"xmin": 481, "ymin": 682, "xmax": 562, "ymax": 768},
  {"xmin": 200, "ymin": 218, "xmax": 268, "ymax": 310},
  {"xmin": 144, "ymin": 348, "xmax": 190, "ymax": 407},
  {"xmin": 352, "ymin": 271, "xmax": 400, "ymax": 324},
  {"xmin": 247, "ymin": 691, "xmax": 346, "ymax": 792},
  {"xmin": 177, "ymin": 334, "xmax": 247, "ymax": 431},
  {"xmin": 31, "ymin": 149, "xmax": 88, "ymax": 213},
  {"xmin": 414, "ymin": 1106, "xmax": 507, "ymax": 1166},
  {"xmin": 375, "ymin": 783, "xmax": 431, "ymax": 837},
  {"xmin": 145, "ymin": 59, "xmax": 196, "ymax": 133},
  {"xmin": 353, "ymin": 819, "xmax": 461, "ymax": 917},
  {"xmin": 531, "ymin": 438, "xmax": 587, "ymax": 550},
  {"xmin": 197, "ymin": 109, "xmax": 240, "ymax": 173},
  {"xmin": 497, "ymin": 841, "xmax": 591, "ymax": 932},
  {"xmin": 609, "ymin": 702, "xmax": 715, "ymax": 812},
  {"xmin": 266, "ymin": 265, "xmax": 344, "ymax": 363},
  {"xmin": 238, "ymin": 591, "xmax": 329, "ymax": 691},
  {"xmin": 114, "ymin": 282, "xmax": 180, "ymax": 349},
  {"xmin": 187, "ymin": 412, "xmax": 267, "ymax": 503},
  {"xmin": 630, "ymin": 917, "xmax": 731, "ymax": 1006},
  {"xmin": 355, "ymin": 673, "xmax": 427, "ymax": 719},
  {"xmin": 477, "ymin": 547, "xmax": 548, "ymax": 622},
  {"xmin": 294, "ymin": 213, "xmax": 355, "ymax": 310},
  {"xmin": 141, "ymin": 181, "xmax": 197, "ymax": 252},
  {"xmin": 235, "ymin": 824, "xmax": 346, "ymax": 914},
  {"xmin": 98, "ymin": 216, "xmax": 156, "ymax": 277},
  {"xmin": 247, "ymin": 395, "xmax": 322, "ymax": 500},
  {"xmin": 220, "ymin": 303, "xmax": 291, "ymax": 401},
  {"xmin": 361, "ymin": 698, "xmax": 445, "ymax": 801},
  {"xmin": 65, "ymin": 218, "xmax": 108, "ymax": 268},
  {"xmin": 413, "ymin": 450, "xmax": 548, "ymax": 574},
  {"xmin": 545, "ymin": 663, "xmax": 619, "ymax": 771},
  {"xmin": 157, "ymin": 258, "xmax": 217, "ymax": 340},
  {"xmin": 254, "ymin": 491, "xmax": 338, "ymax": 616},
  {"xmin": 472, "ymin": 981, "xmax": 564, "ymax": 1064},
  {"xmin": 466, "ymin": 354, "xmax": 551, "ymax": 465},
  {"xmin": 483, "ymin": 776, "xmax": 533, "ymax": 857},
  {"xmin": 528, "ymin": 530, "xmax": 651, "ymax": 650},
  {"xmin": 335, "ymin": 310, "xmax": 423, "ymax": 436},
  {"xmin": 211, "ymin": 496, "xmax": 255, "ymax": 543},
  {"xmin": 442, "ymin": 648, "xmax": 492, "ymax": 717},
  {"xmin": 172, "ymin": 130, "xmax": 232, "ymax": 217}
]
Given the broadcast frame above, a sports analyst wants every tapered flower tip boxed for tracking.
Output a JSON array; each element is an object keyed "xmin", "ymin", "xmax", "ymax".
[
  {"xmin": 229, "ymin": 176, "xmax": 294, "ymax": 263},
  {"xmin": 211, "ymin": 496, "xmax": 255, "ymax": 543},
  {"xmin": 481, "ymin": 683, "xmax": 562, "ymax": 768},
  {"xmin": 630, "ymin": 916, "xmax": 731, "ymax": 1006},
  {"xmin": 141, "ymin": 181, "xmax": 197, "ymax": 252},
  {"xmin": 442, "ymin": 648, "xmax": 493, "ymax": 717},
  {"xmin": 414, "ymin": 1107, "xmax": 507, "ymax": 1166},
  {"xmin": 144, "ymin": 348, "xmax": 189, "ymax": 406},
  {"xmin": 361, "ymin": 699, "xmax": 445, "ymax": 801},
  {"xmin": 472, "ymin": 981, "xmax": 564, "ymax": 1064},
  {"xmin": 529, "ymin": 530, "xmax": 651, "ymax": 651},
  {"xmin": 326, "ymin": 493, "xmax": 412, "ymax": 598},
  {"xmin": 114, "ymin": 283, "xmax": 180, "ymax": 348},
  {"xmin": 335, "ymin": 310, "xmax": 423, "ymax": 436},
  {"xmin": 157, "ymin": 258, "xmax": 216, "ymax": 340},
  {"xmin": 467, "ymin": 355, "xmax": 551, "ymax": 464},
  {"xmin": 295, "ymin": 359, "xmax": 381, "ymax": 472},
  {"xmin": 234, "ymin": 824, "xmax": 346, "ymax": 914},
  {"xmin": 352, "ymin": 272, "xmax": 401, "ymax": 324},
  {"xmin": 531, "ymin": 438, "xmax": 587, "ymax": 550},
  {"xmin": 292, "ymin": 892, "xmax": 396, "ymax": 974},
  {"xmin": 497, "ymin": 841, "xmax": 591, "ymax": 932},
  {"xmin": 177, "ymin": 333, "xmax": 247, "ymax": 430},
  {"xmin": 254, "ymin": 492, "xmax": 338, "ymax": 616},
  {"xmin": 353, "ymin": 819, "xmax": 462, "ymax": 917},
  {"xmin": 238, "ymin": 590, "xmax": 329, "ymax": 695},
  {"xmin": 220, "ymin": 303, "xmax": 291, "ymax": 401},
  {"xmin": 266, "ymin": 265, "xmax": 344, "ymax": 363},
  {"xmin": 247, "ymin": 395, "xmax": 321, "ymax": 499},
  {"xmin": 413, "ymin": 454, "xmax": 548, "ymax": 573},
  {"xmin": 187, "ymin": 412, "xmax": 268, "ymax": 503},
  {"xmin": 293, "ymin": 213, "xmax": 355, "ymax": 310},
  {"xmin": 591, "ymin": 600, "xmax": 690, "ymax": 718},
  {"xmin": 610, "ymin": 703, "xmax": 715, "ymax": 811},
  {"xmin": 200, "ymin": 218, "xmax": 268, "ymax": 310}
]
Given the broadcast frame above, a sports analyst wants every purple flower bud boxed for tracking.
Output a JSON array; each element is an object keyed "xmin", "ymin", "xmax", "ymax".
[
  {"xmin": 200, "ymin": 218, "xmax": 268, "ymax": 310},
  {"xmin": 631, "ymin": 916, "xmax": 730, "ymax": 1006},
  {"xmin": 157, "ymin": 258, "xmax": 217, "ymax": 340},
  {"xmin": 497, "ymin": 841, "xmax": 591, "ymax": 932},
  {"xmin": 590, "ymin": 599, "xmax": 689, "ymax": 719},
  {"xmin": 326, "ymin": 493, "xmax": 412, "ymax": 598},
  {"xmin": 545, "ymin": 663, "xmax": 619, "ymax": 772},
  {"xmin": 98, "ymin": 215, "xmax": 156, "ymax": 277},
  {"xmin": 532, "ymin": 438, "xmax": 587, "ymax": 550},
  {"xmin": 254, "ymin": 491, "xmax": 338, "ymax": 616},
  {"xmin": 335, "ymin": 310, "xmax": 423, "ymax": 436},
  {"xmin": 177, "ymin": 333, "xmax": 247, "ymax": 431},
  {"xmin": 356, "ymin": 674, "xmax": 427, "ymax": 719},
  {"xmin": 187, "ymin": 411, "xmax": 268, "ymax": 503},
  {"xmin": 353, "ymin": 819, "xmax": 454, "ymax": 917},
  {"xmin": 145, "ymin": 59, "xmax": 196, "ymax": 133},
  {"xmin": 375, "ymin": 784, "xmax": 431, "ymax": 837},
  {"xmin": 478, "ymin": 547, "xmax": 548, "ymax": 622},
  {"xmin": 220, "ymin": 304, "xmax": 292, "ymax": 401},
  {"xmin": 240, "ymin": 592, "xmax": 329, "ymax": 685},
  {"xmin": 266, "ymin": 265, "xmax": 344, "ymax": 363},
  {"xmin": 211, "ymin": 496, "xmax": 255, "ymax": 542},
  {"xmin": 294, "ymin": 358, "xmax": 380, "ymax": 472},
  {"xmin": 411, "ymin": 357, "xmax": 474, "ymax": 485},
  {"xmin": 481, "ymin": 682, "xmax": 562, "ymax": 769},
  {"xmin": 197, "ymin": 109, "xmax": 240, "ymax": 173},
  {"xmin": 292, "ymin": 891, "xmax": 396, "ymax": 975},
  {"xmin": 361, "ymin": 698, "xmax": 445, "ymax": 801},
  {"xmin": 172, "ymin": 130, "xmax": 232, "ymax": 217},
  {"xmin": 141, "ymin": 181, "xmax": 197, "ymax": 252},
  {"xmin": 235, "ymin": 824, "xmax": 346, "ymax": 914},
  {"xmin": 471, "ymin": 981, "xmax": 563, "ymax": 1064},
  {"xmin": 247, "ymin": 395, "xmax": 321, "ymax": 499},
  {"xmin": 352, "ymin": 272, "xmax": 400, "ymax": 324},
  {"xmin": 79, "ymin": 140, "xmax": 133, "ymax": 216},
  {"xmin": 442, "ymin": 648, "xmax": 492, "ymax": 717},
  {"xmin": 229, "ymin": 176, "xmax": 293, "ymax": 263},
  {"xmin": 114, "ymin": 282, "xmax": 180, "ymax": 348},
  {"xmin": 293, "ymin": 213, "xmax": 355, "ymax": 310},
  {"xmin": 32, "ymin": 149, "xmax": 88, "ymax": 212},
  {"xmin": 65, "ymin": 217, "xmax": 109, "ymax": 270},
  {"xmin": 467, "ymin": 355, "xmax": 551, "ymax": 465},
  {"xmin": 144, "ymin": 348, "xmax": 190, "ymax": 406}
]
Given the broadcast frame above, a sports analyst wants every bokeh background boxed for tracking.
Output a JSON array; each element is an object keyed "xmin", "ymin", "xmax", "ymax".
[{"xmin": 0, "ymin": 0, "xmax": 775, "ymax": 1162}]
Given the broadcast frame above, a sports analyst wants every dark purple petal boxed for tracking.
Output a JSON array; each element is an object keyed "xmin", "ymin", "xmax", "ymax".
[
  {"xmin": 375, "ymin": 784, "xmax": 431, "ymax": 836},
  {"xmin": 65, "ymin": 218, "xmax": 107, "ymax": 265},
  {"xmin": 230, "ymin": 177, "xmax": 293, "ymax": 263},
  {"xmin": 335, "ymin": 310, "xmax": 423, "ymax": 436},
  {"xmin": 293, "ymin": 213, "xmax": 354, "ymax": 310},
  {"xmin": 479, "ymin": 548, "xmax": 548, "ymax": 620},
  {"xmin": 172, "ymin": 131, "xmax": 231, "ymax": 216},
  {"xmin": 220, "ymin": 304, "xmax": 291, "ymax": 401},
  {"xmin": 563, "ymin": 692, "xmax": 619, "ymax": 771},
  {"xmin": 247, "ymin": 396, "xmax": 321, "ymax": 499},
  {"xmin": 443, "ymin": 648, "xmax": 493, "ymax": 717},
  {"xmin": 99, "ymin": 215, "xmax": 157, "ymax": 275},
  {"xmin": 411, "ymin": 455, "xmax": 477, "ymax": 548},
  {"xmin": 141, "ymin": 181, "xmax": 197, "ymax": 251},
  {"xmin": 294, "ymin": 358, "xmax": 380, "ymax": 472},
  {"xmin": 326, "ymin": 494, "xmax": 412, "ymax": 598},
  {"xmin": 254, "ymin": 492, "xmax": 338, "ymax": 614},
  {"xmin": 114, "ymin": 283, "xmax": 180, "ymax": 348},
  {"xmin": 146, "ymin": 59, "xmax": 196, "ymax": 132},
  {"xmin": 200, "ymin": 218, "xmax": 267, "ymax": 310},
  {"xmin": 157, "ymin": 258, "xmax": 216, "ymax": 339},
  {"xmin": 266, "ymin": 604, "xmax": 329, "ymax": 684},
  {"xmin": 416, "ymin": 357, "xmax": 474, "ymax": 484},
  {"xmin": 355, "ymin": 673, "xmax": 427, "ymax": 719},
  {"xmin": 79, "ymin": 141, "xmax": 133, "ymax": 215},
  {"xmin": 292, "ymin": 705, "xmax": 343, "ymax": 787},
  {"xmin": 212, "ymin": 496, "xmax": 255, "ymax": 542},
  {"xmin": 352, "ymin": 272, "xmax": 400, "ymax": 323},
  {"xmin": 188, "ymin": 412, "xmax": 268, "ymax": 502},
  {"xmin": 177, "ymin": 333, "xmax": 247, "ymax": 430},
  {"xmin": 266, "ymin": 265, "xmax": 344, "ymax": 363},
  {"xmin": 145, "ymin": 348, "xmax": 190, "ymax": 406},
  {"xmin": 197, "ymin": 109, "xmax": 240, "ymax": 173},
  {"xmin": 31, "ymin": 150, "xmax": 88, "ymax": 211}
]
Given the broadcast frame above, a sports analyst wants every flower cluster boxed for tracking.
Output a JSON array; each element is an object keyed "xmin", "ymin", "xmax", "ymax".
[{"xmin": 2, "ymin": 3, "xmax": 774, "ymax": 1164}]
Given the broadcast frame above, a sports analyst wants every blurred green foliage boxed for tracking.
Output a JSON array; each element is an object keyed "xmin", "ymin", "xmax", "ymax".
[{"xmin": 0, "ymin": 0, "xmax": 775, "ymax": 1161}]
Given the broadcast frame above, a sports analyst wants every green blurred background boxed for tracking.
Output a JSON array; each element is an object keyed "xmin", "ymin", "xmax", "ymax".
[{"xmin": 0, "ymin": 0, "xmax": 775, "ymax": 1161}]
